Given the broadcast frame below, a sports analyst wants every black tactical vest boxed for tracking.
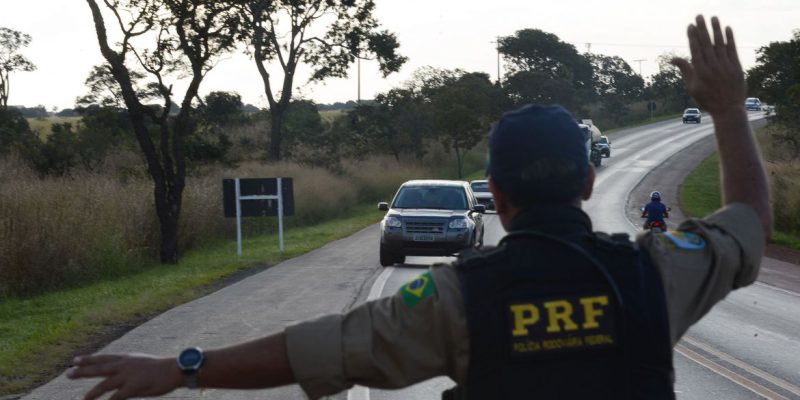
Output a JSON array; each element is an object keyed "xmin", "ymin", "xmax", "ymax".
[{"xmin": 445, "ymin": 207, "xmax": 674, "ymax": 400}]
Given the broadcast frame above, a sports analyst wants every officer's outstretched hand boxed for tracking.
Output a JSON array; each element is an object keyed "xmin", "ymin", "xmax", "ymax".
[
  {"xmin": 671, "ymin": 15, "xmax": 746, "ymax": 116},
  {"xmin": 67, "ymin": 353, "xmax": 181, "ymax": 400}
]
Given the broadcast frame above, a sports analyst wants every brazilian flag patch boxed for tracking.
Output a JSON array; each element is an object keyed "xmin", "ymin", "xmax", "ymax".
[{"xmin": 401, "ymin": 271, "xmax": 438, "ymax": 309}]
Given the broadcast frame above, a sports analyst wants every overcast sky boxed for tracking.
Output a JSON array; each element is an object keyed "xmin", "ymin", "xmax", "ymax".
[{"xmin": 3, "ymin": 0, "xmax": 799, "ymax": 110}]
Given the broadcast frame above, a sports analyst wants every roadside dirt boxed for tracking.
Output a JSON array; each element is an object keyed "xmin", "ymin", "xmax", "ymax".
[{"xmin": 765, "ymin": 244, "xmax": 800, "ymax": 266}]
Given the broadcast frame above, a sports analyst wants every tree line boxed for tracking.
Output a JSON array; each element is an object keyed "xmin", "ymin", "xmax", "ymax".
[{"xmin": 1, "ymin": 4, "xmax": 796, "ymax": 265}]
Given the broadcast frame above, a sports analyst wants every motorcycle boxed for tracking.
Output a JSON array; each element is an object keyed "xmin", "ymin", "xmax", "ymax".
[
  {"xmin": 645, "ymin": 219, "xmax": 667, "ymax": 233},
  {"xmin": 640, "ymin": 206, "xmax": 671, "ymax": 233}
]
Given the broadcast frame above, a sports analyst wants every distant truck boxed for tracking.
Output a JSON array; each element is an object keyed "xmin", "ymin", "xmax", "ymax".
[{"xmin": 579, "ymin": 119, "xmax": 604, "ymax": 167}]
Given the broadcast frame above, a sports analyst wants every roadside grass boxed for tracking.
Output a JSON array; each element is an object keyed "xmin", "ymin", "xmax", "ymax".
[
  {"xmin": 773, "ymin": 231, "xmax": 800, "ymax": 250},
  {"xmin": 680, "ymin": 149, "xmax": 800, "ymax": 252},
  {"xmin": 0, "ymin": 207, "xmax": 383, "ymax": 396},
  {"xmin": 604, "ymin": 112, "xmax": 684, "ymax": 136},
  {"xmin": 679, "ymin": 152, "xmax": 721, "ymax": 218},
  {"xmin": 26, "ymin": 116, "xmax": 81, "ymax": 136}
]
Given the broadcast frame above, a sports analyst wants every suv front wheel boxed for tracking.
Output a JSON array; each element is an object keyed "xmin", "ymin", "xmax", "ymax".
[{"xmin": 380, "ymin": 245, "xmax": 405, "ymax": 267}]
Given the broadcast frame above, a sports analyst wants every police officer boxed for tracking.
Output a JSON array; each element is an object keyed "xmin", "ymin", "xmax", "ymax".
[{"xmin": 67, "ymin": 15, "xmax": 771, "ymax": 400}]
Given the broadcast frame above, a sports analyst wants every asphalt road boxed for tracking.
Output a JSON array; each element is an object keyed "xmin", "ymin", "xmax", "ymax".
[
  {"xmin": 357, "ymin": 112, "xmax": 800, "ymax": 400},
  {"xmin": 24, "ymin": 113, "xmax": 799, "ymax": 400}
]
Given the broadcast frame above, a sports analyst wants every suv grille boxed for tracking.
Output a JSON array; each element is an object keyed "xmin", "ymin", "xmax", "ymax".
[{"xmin": 405, "ymin": 220, "xmax": 446, "ymax": 234}]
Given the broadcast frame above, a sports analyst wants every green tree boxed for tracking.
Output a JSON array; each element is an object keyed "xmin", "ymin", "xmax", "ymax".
[
  {"xmin": 588, "ymin": 54, "xmax": 644, "ymax": 124},
  {"xmin": 747, "ymin": 30, "xmax": 800, "ymax": 122},
  {"xmin": 86, "ymin": 0, "xmax": 239, "ymax": 263},
  {"xmin": 238, "ymin": 0, "xmax": 407, "ymax": 161},
  {"xmin": 282, "ymin": 100, "xmax": 324, "ymax": 157},
  {"xmin": 648, "ymin": 53, "xmax": 690, "ymax": 111},
  {"xmin": 373, "ymin": 87, "xmax": 432, "ymax": 160},
  {"xmin": 0, "ymin": 107, "xmax": 33, "ymax": 152},
  {"xmin": 76, "ymin": 64, "xmax": 157, "ymax": 109},
  {"xmin": 427, "ymin": 71, "xmax": 504, "ymax": 178},
  {"xmin": 75, "ymin": 106, "xmax": 131, "ymax": 170},
  {"xmin": 200, "ymin": 91, "xmax": 244, "ymax": 126},
  {"xmin": 499, "ymin": 29, "xmax": 592, "ymax": 111},
  {"xmin": 0, "ymin": 27, "xmax": 36, "ymax": 110},
  {"xmin": 19, "ymin": 123, "xmax": 80, "ymax": 177}
]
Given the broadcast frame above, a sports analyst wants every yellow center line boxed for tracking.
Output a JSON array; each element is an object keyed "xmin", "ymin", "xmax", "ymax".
[
  {"xmin": 676, "ymin": 343, "xmax": 789, "ymax": 400},
  {"xmin": 682, "ymin": 336, "xmax": 800, "ymax": 398}
]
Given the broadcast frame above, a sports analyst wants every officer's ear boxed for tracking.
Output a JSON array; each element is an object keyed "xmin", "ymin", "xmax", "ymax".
[
  {"xmin": 489, "ymin": 177, "xmax": 518, "ymax": 229},
  {"xmin": 581, "ymin": 165, "xmax": 596, "ymax": 201}
]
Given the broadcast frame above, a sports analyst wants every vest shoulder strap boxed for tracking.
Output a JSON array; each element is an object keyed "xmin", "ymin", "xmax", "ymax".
[
  {"xmin": 454, "ymin": 246, "xmax": 501, "ymax": 271},
  {"xmin": 592, "ymin": 231, "xmax": 637, "ymax": 253}
]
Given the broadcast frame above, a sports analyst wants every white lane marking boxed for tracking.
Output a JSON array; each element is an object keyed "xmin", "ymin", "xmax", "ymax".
[
  {"xmin": 347, "ymin": 266, "xmax": 394, "ymax": 400},
  {"xmin": 676, "ymin": 343, "xmax": 789, "ymax": 400},
  {"xmin": 754, "ymin": 282, "xmax": 800, "ymax": 299},
  {"xmin": 367, "ymin": 266, "xmax": 395, "ymax": 300},
  {"xmin": 347, "ymin": 385, "xmax": 370, "ymax": 400},
  {"xmin": 683, "ymin": 336, "xmax": 800, "ymax": 397}
]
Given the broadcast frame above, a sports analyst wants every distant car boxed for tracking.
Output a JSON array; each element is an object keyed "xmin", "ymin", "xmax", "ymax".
[
  {"xmin": 470, "ymin": 179, "xmax": 494, "ymax": 210},
  {"xmin": 597, "ymin": 135, "xmax": 611, "ymax": 158},
  {"xmin": 377, "ymin": 180, "xmax": 485, "ymax": 267},
  {"xmin": 682, "ymin": 108, "xmax": 701, "ymax": 124},
  {"xmin": 745, "ymin": 97, "xmax": 762, "ymax": 111}
]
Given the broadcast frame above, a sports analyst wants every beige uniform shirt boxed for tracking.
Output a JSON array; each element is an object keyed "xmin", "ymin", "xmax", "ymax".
[{"xmin": 285, "ymin": 203, "xmax": 764, "ymax": 399}]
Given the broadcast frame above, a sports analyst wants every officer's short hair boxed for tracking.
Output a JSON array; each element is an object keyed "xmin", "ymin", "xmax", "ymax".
[{"xmin": 487, "ymin": 104, "xmax": 589, "ymax": 207}]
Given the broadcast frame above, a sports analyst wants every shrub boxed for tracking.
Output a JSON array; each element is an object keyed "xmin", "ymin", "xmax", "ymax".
[
  {"xmin": 757, "ymin": 122, "xmax": 800, "ymax": 236},
  {"xmin": 0, "ymin": 108, "xmax": 33, "ymax": 153}
]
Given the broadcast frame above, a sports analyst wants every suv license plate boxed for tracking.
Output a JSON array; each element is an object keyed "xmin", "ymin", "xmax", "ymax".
[{"xmin": 413, "ymin": 234, "xmax": 435, "ymax": 242}]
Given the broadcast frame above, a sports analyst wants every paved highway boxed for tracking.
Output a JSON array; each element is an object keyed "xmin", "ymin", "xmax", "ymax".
[
  {"xmin": 25, "ymin": 113, "xmax": 799, "ymax": 400},
  {"xmin": 356, "ymin": 113, "xmax": 800, "ymax": 400}
]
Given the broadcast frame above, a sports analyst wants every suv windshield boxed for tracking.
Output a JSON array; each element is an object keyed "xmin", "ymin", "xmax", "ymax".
[
  {"xmin": 393, "ymin": 186, "xmax": 468, "ymax": 210},
  {"xmin": 470, "ymin": 181, "xmax": 489, "ymax": 192},
  {"xmin": 685, "ymin": 109, "xmax": 699, "ymax": 114}
]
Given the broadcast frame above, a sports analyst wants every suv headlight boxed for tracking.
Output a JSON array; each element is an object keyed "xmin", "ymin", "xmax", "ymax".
[
  {"xmin": 448, "ymin": 218, "xmax": 468, "ymax": 229},
  {"xmin": 385, "ymin": 216, "xmax": 402, "ymax": 228}
]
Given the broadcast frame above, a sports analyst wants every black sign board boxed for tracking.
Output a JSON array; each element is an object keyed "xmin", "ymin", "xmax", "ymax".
[{"xmin": 223, "ymin": 178, "xmax": 295, "ymax": 217}]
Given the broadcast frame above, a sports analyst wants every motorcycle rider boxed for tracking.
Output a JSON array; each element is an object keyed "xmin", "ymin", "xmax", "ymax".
[{"xmin": 642, "ymin": 191, "xmax": 669, "ymax": 230}]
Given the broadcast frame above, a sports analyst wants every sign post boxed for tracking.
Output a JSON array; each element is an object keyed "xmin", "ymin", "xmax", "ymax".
[{"xmin": 223, "ymin": 177, "xmax": 294, "ymax": 256}]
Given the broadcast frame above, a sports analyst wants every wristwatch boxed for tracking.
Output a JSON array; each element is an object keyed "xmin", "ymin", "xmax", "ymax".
[{"xmin": 176, "ymin": 347, "xmax": 205, "ymax": 389}]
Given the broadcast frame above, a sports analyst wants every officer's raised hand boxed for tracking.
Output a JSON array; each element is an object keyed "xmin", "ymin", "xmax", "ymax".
[
  {"xmin": 670, "ymin": 15, "xmax": 746, "ymax": 116},
  {"xmin": 671, "ymin": 15, "xmax": 771, "ymax": 239}
]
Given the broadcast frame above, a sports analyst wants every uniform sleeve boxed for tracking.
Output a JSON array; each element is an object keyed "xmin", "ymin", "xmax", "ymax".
[
  {"xmin": 637, "ymin": 203, "xmax": 765, "ymax": 346},
  {"xmin": 284, "ymin": 265, "xmax": 470, "ymax": 399}
]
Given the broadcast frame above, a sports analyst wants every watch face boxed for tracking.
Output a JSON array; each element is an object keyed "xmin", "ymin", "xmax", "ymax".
[{"xmin": 178, "ymin": 348, "xmax": 204, "ymax": 369}]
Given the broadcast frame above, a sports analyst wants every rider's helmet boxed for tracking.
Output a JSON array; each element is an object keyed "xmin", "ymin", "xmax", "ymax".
[{"xmin": 650, "ymin": 191, "xmax": 662, "ymax": 201}]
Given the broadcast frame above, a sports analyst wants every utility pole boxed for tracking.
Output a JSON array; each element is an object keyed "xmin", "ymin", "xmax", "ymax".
[
  {"xmin": 492, "ymin": 37, "xmax": 502, "ymax": 87},
  {"xmin": 634, "ymin": 59, "xmax": 646, "ymax": 77},
  {"xmin": 357, "ymin": 56, "xmax": 361, "ymax": 104},
  {"xmin": 585, "ymin": 43, "xmax": 591, "ymax": 53}
]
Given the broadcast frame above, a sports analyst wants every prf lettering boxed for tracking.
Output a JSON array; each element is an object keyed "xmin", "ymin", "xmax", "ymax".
[{"xmin": 510, "ymin": 295, "xmax": 609, "ymax": 336}]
